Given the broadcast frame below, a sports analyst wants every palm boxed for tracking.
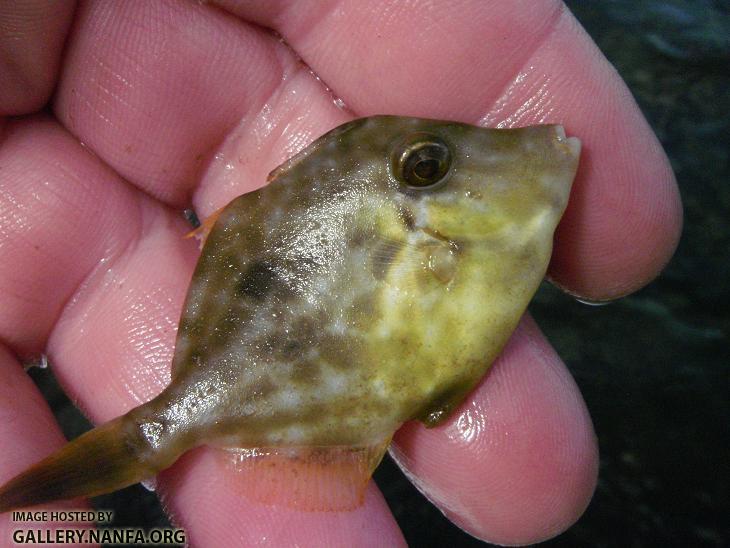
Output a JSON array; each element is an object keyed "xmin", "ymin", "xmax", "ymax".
[{"xmin": 0, "ymin": 1, "xmax": 681, "ymax": 545}]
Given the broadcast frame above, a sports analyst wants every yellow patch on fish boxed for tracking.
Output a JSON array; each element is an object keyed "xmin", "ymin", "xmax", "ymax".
[{"xmin": 0, "ymin": 116, "xmax": 580, "ymax": 512}]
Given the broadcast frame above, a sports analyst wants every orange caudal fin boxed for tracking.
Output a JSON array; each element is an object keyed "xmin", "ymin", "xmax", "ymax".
[
  {"xmin": 184, "ymin": 206, "xmax": 226, "ymax": 249},
  {"xmin": 222, "ymin": 440, "xmax": 391, "ymax": 511}
]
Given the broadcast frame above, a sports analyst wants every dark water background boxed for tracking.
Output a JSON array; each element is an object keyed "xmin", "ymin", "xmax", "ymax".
[{"xmin": 28, "ymin": 1, "xmax": 729, "ymax": 546}]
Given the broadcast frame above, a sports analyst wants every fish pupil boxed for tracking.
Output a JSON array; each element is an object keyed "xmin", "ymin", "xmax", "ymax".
[{"xmin": 414, "ymin": 158, "xmax": 439, "ymax": 179}]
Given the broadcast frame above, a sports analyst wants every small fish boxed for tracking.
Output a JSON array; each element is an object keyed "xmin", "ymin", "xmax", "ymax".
[{"xmin": 0, "ymin": 116, "xmax": 580, "ymax": 512}]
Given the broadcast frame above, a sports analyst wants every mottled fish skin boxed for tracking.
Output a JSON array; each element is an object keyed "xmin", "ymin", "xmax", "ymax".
[{"xmin": 0, "ymin": 116, "xmax": 580, "ymax": 511}]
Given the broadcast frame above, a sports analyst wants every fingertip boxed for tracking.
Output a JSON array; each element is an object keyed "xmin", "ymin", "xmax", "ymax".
[
  {"xmin": 549, "ymin": 121, "xmax": 683, "ymax": 301},
  {"xmin": 391, "ymin": 316, "xmax": 598, "ymax": 545}
]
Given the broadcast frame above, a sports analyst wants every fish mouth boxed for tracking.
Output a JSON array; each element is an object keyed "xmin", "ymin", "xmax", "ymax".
[{"xmin": 553, "ymin": 125, "xmax": 582, "ymax": 159}]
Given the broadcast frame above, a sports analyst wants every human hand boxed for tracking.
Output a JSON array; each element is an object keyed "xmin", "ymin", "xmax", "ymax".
[{"xmin": 0, "ymin": 1, "xmax": 681, "ymax": 545}]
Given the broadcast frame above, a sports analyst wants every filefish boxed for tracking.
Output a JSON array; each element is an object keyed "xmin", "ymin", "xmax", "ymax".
[{"xmin": 0, "ymin": 116, "xmax": 580, "ymax": 511}]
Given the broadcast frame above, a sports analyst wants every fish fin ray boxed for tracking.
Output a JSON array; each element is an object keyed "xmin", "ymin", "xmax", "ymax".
[
  {"xmin": 370, "ymin": 233, "xmax": 457, "ymax": 290},
  {"xmin": 221, "ymin": 438, "xmax": 391, "ymax": 511},
  {"xmin": 0, "ymin": 417, "xmax": 156, "ymax": 512}
]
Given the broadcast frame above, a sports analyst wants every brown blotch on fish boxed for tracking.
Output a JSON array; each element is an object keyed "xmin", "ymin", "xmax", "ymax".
[
  {"xmin": 290, "ymin": 316, "xmax": 321, "ymax": 345},
  {"xmin": 236, "ymin": 261, "xmax": 279, "ymax": 300},
  {"xmin": 317, "ymin": 333, "xmax": 361, "ymax": 370},
  {"xmin": 242, "ymin": 376, "xmax": 277, "ymax": 401},
  {"xmin": 289, "ymin": 359, "xmax": 324, "ymax": 387},
  {"xmin": 268, "ymin": 335, "xmax": 306, "ymax": 362},
  {"xmin": 346, "ymin": 227, "xmax": 369, "ymax": 249},
  {"xmin": 398, "ymin": 206, "xmax": 416, "ymax": 231}
]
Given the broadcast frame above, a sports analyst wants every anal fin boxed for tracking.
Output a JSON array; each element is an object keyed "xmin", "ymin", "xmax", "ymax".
[{"xmin": 221, "ymin": 439, "xmax": 391, "ymax": 512}]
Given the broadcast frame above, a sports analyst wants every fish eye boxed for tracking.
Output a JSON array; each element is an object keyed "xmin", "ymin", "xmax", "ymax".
[{"xmin": 392, "ymin": 134, "xmax": 452, "ymax": 190}]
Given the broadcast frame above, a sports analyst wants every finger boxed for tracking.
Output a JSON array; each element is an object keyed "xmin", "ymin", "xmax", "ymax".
[
  {"xmin": 53, "ymin": 0, "xmax": 302, "ymax": 207},
  {"xmin": 390, "ymin": 316, "xmax": 598, "ymax": 545},
  {"xmin": 218, "ymin": 0, "xmax": 682, "ymax": 301},
  {"xmin": 0, "ymin": 116, "xmax": 147, "ymax": 357},
  {"xmin": 0, "ymin": 0, "xmax": 75, "ymax": 115},
  {"xmin": 0, "ymin": 344, "xmax": 91, "ymax": 542}
]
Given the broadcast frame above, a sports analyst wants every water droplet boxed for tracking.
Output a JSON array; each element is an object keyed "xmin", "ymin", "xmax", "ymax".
[
  {"xmin": 140, "ymin": 477, "xmax": 157, "ymax": 492},
  {"xmin": 447, "ymin": 404, "xmax": 485, "ymax": 444},
  {"xmin": 574, "ymin": 296, "xmax": 616, "ymax": 306},
  {"xmin": 545, "ymin": 276, "xmax": 621, "ymax": 305},
  {"xmin": 23, "ymin": 354, "xmax": 49, "ymax": 370}
]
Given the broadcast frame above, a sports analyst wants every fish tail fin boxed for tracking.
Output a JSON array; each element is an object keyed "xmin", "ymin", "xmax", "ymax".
[{"xmin": 0, "ymin": 413, "xmax": 168, "ymax": 512}]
